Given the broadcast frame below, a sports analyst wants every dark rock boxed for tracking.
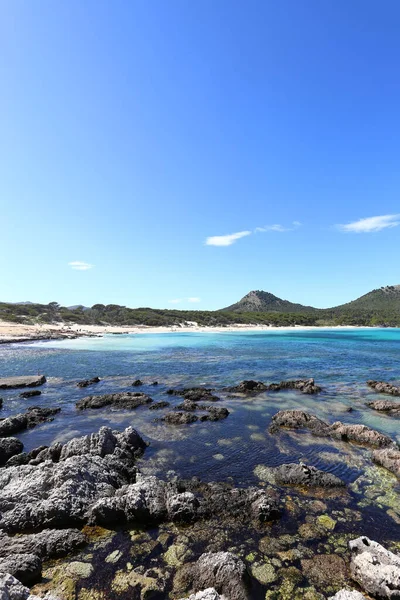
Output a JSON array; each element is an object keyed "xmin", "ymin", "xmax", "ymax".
[
  {"xmin": 272, "ymin": 462, "xmax": 345, "ymax": 487},
  {"xmin": 132, "ymin": 379, "xmax": 143, "ymax": 387},
  {"xmin": 166, "ymin": 388, "xmax": 220, "ymax": 402},
  {"xmin": 270, "ymin": 409, "xmax": 395, "ymax": 448},
  {"xmin": 225, "ymin": 380, "xmax": 267, "ymax": 394},
  {"xmin": 372, "ymin": 447, "xmax": 400, "ymax": 478},
  {"xmin": 0, "ymin": 376, "xmax": 46, "ymax": 390},
  {"xmin": 0, "ymin": 407, "xmax": 60, "ymax": 437},
  {"xmin": 0, "ymin": 398, "xmax": 2, "ymax": 409},
  {"xmin": 183, "ymin": 552, "xmax": 249, "ymax": 600},
  {"xmin": 76, "ymin": 392, "xmax": 153, "ymax": 410},
  {"xmin": 148, "ymin": 401, "xmax": 170, "ymax": 410},
  {"xmin": 366, "ymin": 399, "xmax": 400, "ymax": 416},
  {"xmin": 0, "ymin": 528, "xmax": 86, "ymax": 560},
  {"xmin": 268, "ymin": 378, "xmax": 321, "ymax": 394},
  {"xmin": 367, "ymin": 380, "xmax": 400, "ymax": 396},
  {"xmin": 166, "ymin": 491, "xmax": 200, "ymax": 523},
  {"xmin": 77, "ymin": 377, "xmax": 100, "ymax": 388},
  {"xmin": 0, "ymin": 553, "xmax": 42, "ymax": 586},
  {"xmin": 349, "ymin": 536, "xmax": 400, "ymax": 598},
  {"xmin": 19, "ymin": 391, "xmax": 41, "ymax": 399},
  {"xmin": 5, "ymin": 446, "xmax": 48, "ymax": 468},
  {"xmin": 162, "ymin": 412, "xmax": 198, "ymax": 425},
  {"xmin": 0, "ymin": 426, "xmax": 146, "ymax": 532},
  {"xmin": 152, "ymin": 381, "xmax": 159, "ymax": 386},
  {"xmin": 176, "ymin": 399, "xmax": 198, "ymax": 411},
  {"xmin": 0, "ymin": 437, "xmax": 24, "ymax": 466},
  {"xmin": 200, "ymin": 407, "xmax": 230, "ymax": 422}
]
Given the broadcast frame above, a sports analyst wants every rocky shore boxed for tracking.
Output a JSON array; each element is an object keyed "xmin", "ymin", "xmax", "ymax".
[{"xmin": 1, "ymin": 373, "xmax": 400, "ymax": 599}]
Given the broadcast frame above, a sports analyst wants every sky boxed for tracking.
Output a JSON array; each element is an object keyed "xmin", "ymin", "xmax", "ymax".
[{"xmin": 1, "ymin": 0, "xmax": 400, "ymax": 310}]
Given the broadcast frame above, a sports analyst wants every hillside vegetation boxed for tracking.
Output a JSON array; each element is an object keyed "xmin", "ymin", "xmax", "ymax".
[{"xmin": 1, "ymin": 284, "xmax": 400, "ymax": 328}]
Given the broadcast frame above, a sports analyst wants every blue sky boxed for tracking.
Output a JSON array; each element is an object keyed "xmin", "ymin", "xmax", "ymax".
[{"xmin": 1, "ymin": 0, "xmax": 400, "ymax": 310}]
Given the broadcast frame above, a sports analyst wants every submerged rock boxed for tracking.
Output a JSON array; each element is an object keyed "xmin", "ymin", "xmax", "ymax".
[
  {"xmin": 182, "ymin": 552, "xmax": 249, "ymax": 600},
  {"xmin": 270, "ymin": 409, "xmax": 395, "ymax": 448},
  {"xmin": 149, "ymin": 401, "xmax": 171, "ymax": 410},
  {"xmin": 0, "ymin": 376, "xmax": 46, "ymax": 390},
  {"xmin": 271, "ymin": 463, "xmax": 345, "ymax": 487},
  {"xmin": 366, "ymin": 399, "xmax": 400, "ymax": 416},
  {"xmin": 76, "ymin": 392, "xmax": 153, "ymax": 410},
  {"xmin": 132, "ymin": 379, "xmax": 143, "ymax": 387},
  {"xmin": 372, "ymin": 447, "xmax": 400, "ymax": 478},
  {"xmin": 77, "ymin": 377, "xmax": 100, "ymax": 388},
  {"xmin": 0, "ymin": 407, "xmax": 61, "ymax": 437},
  {"xmin": 0, "ymin": 554, "xmax": 42, "ymax": 586},
  {"xmin": 162, "ymin": 412, "xmax": 198, "ymax": 425},
  {"xmin": 200, "ymin": 407, "xmax": 229, "ymax": 422},
  {"xmin": 225, "ymin": 380, "xmax": 268, "ymax": 394},
  {"xmin": 367, "ymin": 380, "xmax": 400, "ymax": 396},
  {"xmin": 19, "ymin": 391, "xmax": 41, "ymax": 399},
  {"xmin": 167, "ymin": 388, "xmax": 220, "ymax": 402},
  {"xmin": 0, "ymin": 437, "xmax": 24, "ymax": 466},
  {"xmin": 349, "ymin": 536, "xmax": 400, "ymax": 598}
]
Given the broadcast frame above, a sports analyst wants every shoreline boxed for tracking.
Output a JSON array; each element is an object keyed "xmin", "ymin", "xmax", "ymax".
[{"xmin": 0, "ymin": 320, "xmax": 388, "ymax": 345}]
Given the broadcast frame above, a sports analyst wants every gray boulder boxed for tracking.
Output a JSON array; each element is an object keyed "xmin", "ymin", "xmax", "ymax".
[
  {"xmin": 0, "ymin": 438, "xmax": 23, "ymax": 466},
  {"xmin": 0, "ymin": 572, "xmax": 55, "ymax": 600},
  {"xmin": 0, "ymin": 554, "xmax": 41, "ymax": 586},
  {"xmin": 0, "ymin": 407, "xmax": 60, "ymax": 437},
  {"xmin": 180, "ymin": 589, "xmax": 224, "ymax": 600},
  {"xmin": 372, "ymin": 447, "xmax": 400, "ymax": 478},
  {"xmin": 185, "ymin": 552, "xmax": 249, "ymax": 600},
  {"xmin": 0, "ymin": 376, "xmax": 46, "ymax": 390},
  {"xmin": 328, "ymin": 591, "xmax": 366, "ymax": 600},
  {"xmin": 367, "ymin": 399, "xmax": 400, "ymax": 416},
  {"xmin": 367, "ymin": 380, "xmax": 400, "ymax": 396},
  {"xmin": 0, "ymin": 528, "xmax": 86, "ymax": 560},
  {"xmin": 349, "ymin": 536, "xmax": 400, "ymax": 598}
]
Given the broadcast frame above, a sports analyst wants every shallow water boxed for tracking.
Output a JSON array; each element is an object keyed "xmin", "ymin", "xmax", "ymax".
[{"xmin": 1, "ymin": 329, "xmax": 400, "ymax": 544}]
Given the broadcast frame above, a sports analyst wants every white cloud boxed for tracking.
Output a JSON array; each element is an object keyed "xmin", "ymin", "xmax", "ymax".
[
  {"xmin": 169, "ymin": 297, "xmax": 201, "ymax": 304},
  {"xmin": 205, "ymin": 230, "xmax": 252, "ymax": 246},
  {"xmin": 187, "ymin": 297, "xmax": 201, "ymax": 303},
  {"xmin": 168, "ymin": 298, "xmax": 183, "ymax": 304},
  {"xmin": 68, "ymin": 261, "xmax": 93, "ymax": 271},
  {"xmin": 255, "ymin": 221, "xmax": 301, "ymax": 233},
  {"xmin": 338, "ymin": 214, "xmax": 400, "ymax": 233}
]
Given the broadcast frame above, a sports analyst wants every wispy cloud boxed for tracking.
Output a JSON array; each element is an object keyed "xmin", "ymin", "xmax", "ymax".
[
  {"xmin": 205, "ymin": 231, "xmax": 252, "ymax": 247},
  {"xmin": 168, "ymin": 297, "xmax": 201, "ymax": 304},
  {"xmin": 187, "ymin": 297, "xmax": 201, "ymax": 303},
  {"xmin": 68, "ymin": 261, "xmax": 94, "ymax": 271},
  {"xmin": 338, "ymin": 214, "xmax": 400, "ymax": 233},
  {"xmin": 168, "ymin": 298, "xmax": 183, "ymax": 304},
  {"xmin": 255, "ymin": 221, "xmax": 302, "ymax": 233}
]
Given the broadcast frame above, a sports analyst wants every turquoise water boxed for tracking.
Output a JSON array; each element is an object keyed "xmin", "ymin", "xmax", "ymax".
[{"xmin": 1, "ymin": 328, "xmax": 400, "ymax": 542}]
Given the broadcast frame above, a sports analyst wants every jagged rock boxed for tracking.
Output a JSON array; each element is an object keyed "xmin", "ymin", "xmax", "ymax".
[
  {"xmin": 0, "ymin": 572, "xmax": 47, "ymax": 600},
  {"xmin": 366, "ymin": 399, "xmax": 400, "ymax": 415},
  {"xmin": 372, "ymin": 447, "xmax": 400, "ymax": 478},
  {"xmin": 0, "ymin": 528, "xmax": 86, "ymax": 560},
  {"xmin": 166, "ymin": 388, "xmax": 220, "ymax": 402},
  {"xmin": 132, "ymin": 379, "xmax": 143, "ymax": 387},
  {"xmin": 176, "ymin": 400, "xmax": 198, "ymax": 411},
  {"xmin": 19, "ymin": 391, "xmax": 41, "ymax": 399},
  {"xmin": 76, "ymin": 392, "xmax": 153, "ymax": 410},
  {"xmin": 0, "ymin": 376, "xmax": 46, "ymax": 390},
  {"xmin": 180, "ymin": 589, "xmax": 223, "ymax": 600},
  {"xmin": 367, "ymin": 380, "xmax": 400, "ymax": 396},
  {"xmin": 271, "ymin": 463, "xmax": 345, "ymax": 487},
  {"xmin": 225, "ymin": 380, "xmax": 267, "ymax": 394},
  {"xmin": 0, "ymin": 554, "xmax": 41, "ymax": 585},
  {"xmin": 184, "ymin": 552, "xmax": 249, "ymax": 600},
  {"xmin": 268, "ymin": 378, "xmax": 322, "ymax": 394},
  {"xmin": 6, "ymin": 446, "xmax": 49, "ymax": 468},
  {"xmin": 349, "ymin": 536, "xmax": 400, "ymax": 598},
  {"xmin": 328, "ymin": 592, "xmax": 367, "ymax": 600},
  {"xmin": 77, "ymin": 377, "xmax": 100, "ymax": 388},
  {"xmin": 89, "ymin": 475, "xmax": 280, "ymax": 528},
  {"xmin": 162, "ymin": 412, "xmax": 198, "ymax": 425},
  {"xmin": 0, "ymin": 407, "xmax": 60, "ymax": 437},
  {"xmin": 270, "ymin": 410, "xmax": 395, "ymax": 448},
  {"xmin": 200, "ymin": 407, "xmax": 230, "ymax": 422},
  {"xmin": 0, "ymin": 427, "xmax": 145, "ymax": 532},
  {"xmin": 0, "ymin": 438, "xmax": 23, "ymax": 466},
  {"xmin": 149, "ymin": 401, "xmax": 170, "ymax": 410}
]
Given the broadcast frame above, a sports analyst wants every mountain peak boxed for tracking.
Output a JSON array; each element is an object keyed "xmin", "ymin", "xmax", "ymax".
[{"xmin": 223, "ymin": 290, "xmax": 316, "ymax": 313}]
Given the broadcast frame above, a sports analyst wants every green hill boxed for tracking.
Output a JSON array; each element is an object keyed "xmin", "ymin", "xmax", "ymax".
[{"xmin": 222, "ymin": 290, "xmax": 316, "ymax": 313}]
